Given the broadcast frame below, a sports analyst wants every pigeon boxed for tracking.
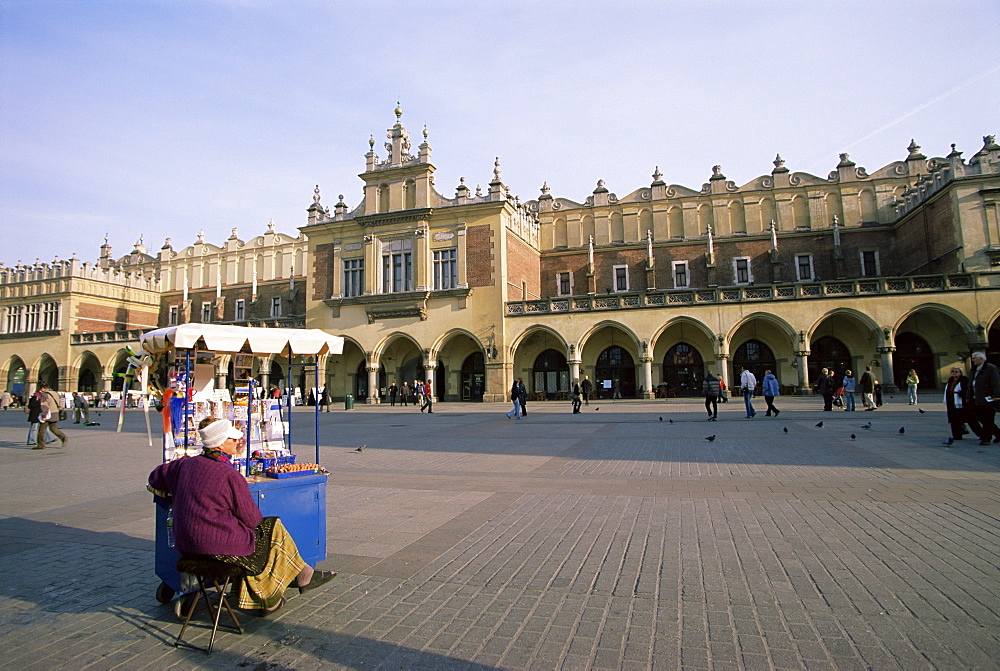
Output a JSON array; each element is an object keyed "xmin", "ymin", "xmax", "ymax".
[
  {"xmin": 669, "ymin": 418, "xmax": 674, "ymax": 424},
  {"xmin": 815, "ymin": 421, "xmax": 824, "ymax": 428},
  {"xmin": 898, "ymin": 427, "xmax": 905, "ymax": 434},
  {"xmin": 918, "ymin": 408, "xmax": 925, "ymax": 414},
  {"xmin": 851, "ymin": 434, "xmax": 856, "ymax": 440},
  {"xmin": 861, "ymin": 422, "xmax": 872, "ymax": 429},
  {"xmin": 783, "ymin": 427, "xmax": 788, "ymax": 433},
  {"xmin": 943, "ymin": 437, "xmax": 954, "ymax": 446},
  {"xmin": 705, "ymin": 435, "xmax": 716, "ymax": 442},
  {"xmin": 355, "ymin": 444, "xmax": 366, "ymax": 453},
  {"xmin": 659, "ymin": 416, "xmax": 663, "ymax": 422},
  {"xmin": 595, "ymin": 407, "xmax": 600, "ymax": 411}
]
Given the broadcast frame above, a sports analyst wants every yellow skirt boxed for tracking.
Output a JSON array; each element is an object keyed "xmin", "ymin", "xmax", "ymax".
[{"xmin": 215, "ymin": 517, "xmax": 305, "ymax": 610}]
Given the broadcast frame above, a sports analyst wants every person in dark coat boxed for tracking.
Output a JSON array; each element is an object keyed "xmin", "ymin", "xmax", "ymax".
[
  {"xmin": 702, "ymin": 371, "xmax": 721, "ymax": 421},
  {"xmin": 967, "ymin": 351, "xmax": 1000, "ymax": 445},
  {"xmin": 517, "ymin": 378, "xmax": 527, "ymax": 416},
  {"xmin": 506, "ymin": 380, "xmax": 522, "ymax": 419},
  {"xmin": 400, "ymin": 381, "xmax": 410, "ymax": 407},
  {"xmin": 388, "ymin": 382, "xmax": 398, "ymax": 407},
  {"xmin": 581, "ymin": 376, "xmax": 593, "ymax": 405},
  {"xmin": 944, "ymin": 366, "xmax": 976, "ymax": 441},
  {"xmin": 571, "ymin": 379, "xmax": 582, "ymax": 414},
  {"xmin": 816, "ymin": 368, "xmax": 835, "ymax": 411}
]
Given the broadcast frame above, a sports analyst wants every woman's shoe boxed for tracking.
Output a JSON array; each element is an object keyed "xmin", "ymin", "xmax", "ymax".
[
  {"xmin": 257, "ymin": 596, "xmax": 285, "ymax": 618},
  {"xmin": 298, "ymin": 570, "xmax": 336, "ymax": 594}
]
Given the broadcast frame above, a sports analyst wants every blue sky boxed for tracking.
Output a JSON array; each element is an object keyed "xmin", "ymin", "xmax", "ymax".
[{"xmin": 1, "ymin": 0, "xmax": 998, "ymax": 266}]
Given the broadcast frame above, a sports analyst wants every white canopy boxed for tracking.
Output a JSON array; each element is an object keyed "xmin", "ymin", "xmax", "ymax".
[{"xmin": 140, "ymin": 323, "xmax": 344, "ymax": 356}]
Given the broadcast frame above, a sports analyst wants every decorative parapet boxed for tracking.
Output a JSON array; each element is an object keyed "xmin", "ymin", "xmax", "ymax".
[
  {"xmin": 506, "ymin": 273, "xmax": 981, "ymax": 315},
  {"xmin": 0, "ymin": 259, "xmax": 161, "ymax": 292},
  {"xmin": 70, "ymin": 329, "xmax": 145, "ymax": 345}
]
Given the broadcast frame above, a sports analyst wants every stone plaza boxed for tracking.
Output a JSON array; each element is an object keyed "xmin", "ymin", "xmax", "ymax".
[{"xmin": 1, "ymin": 396, "xmax": 998, "ymax": 670}]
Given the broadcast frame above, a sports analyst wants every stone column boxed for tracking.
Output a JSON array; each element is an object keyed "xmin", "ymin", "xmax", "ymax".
[
  {"xmin": 258, "ymin": 357, "xmax": 271, "ymax": 392},
  {"xmin": 878, "ymin": 347, "xmax": 898, "ymax": 394},
  {"xmin": 423, "ymin": 361, "xmax": 437, "ymax": 402},
  {"xmin": 641, "ymin": 356, "xmax": 654, "ymax": 399},
  {"xmin": 367, "ymin": 364, "xmax": 380, "ymax": 404},
  {"xmin": 796, "ymin": 351, "xmax": 811, "ymax": 395}
]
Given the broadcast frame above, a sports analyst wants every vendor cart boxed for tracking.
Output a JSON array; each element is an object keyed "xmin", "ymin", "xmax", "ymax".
[{"xmin": 139, "ymin": 324, "xmax": 344, "ymax": 612}]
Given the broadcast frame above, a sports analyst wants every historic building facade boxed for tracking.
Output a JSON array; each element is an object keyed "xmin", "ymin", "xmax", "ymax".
[{"xmin": 2, "ymin": 108, "xmax": 999, "ymax": 403}]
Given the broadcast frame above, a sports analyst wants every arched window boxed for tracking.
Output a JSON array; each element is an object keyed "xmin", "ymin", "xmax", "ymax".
[
  {"xmin": 894, "ymin": 332, "xmax": 935, "ymax": 390},
  {"xmin": 595, "ymin": 345, "xmax": 636, "ymax": 399},
  {"xmin": 532, "ymin": 348, "xmax": 569, "ymax": 399},
  {"xmin": 808, "ymin": 335, "xmax": 853, "ymax": 384},
  {"xmin": 661, "ymin": 343, "xmax": 704, "ymax": 397},
  {"xmin": 461, "ymin": 352, "xmax": 485, "ymax": 402},
  {"xmin": 731, "ymin": 339, "xmax": 776, "ymax": 385}
]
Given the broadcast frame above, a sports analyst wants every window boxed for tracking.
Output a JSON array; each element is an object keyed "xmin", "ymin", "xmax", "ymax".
[
  {"xmin": 860, "ymin": 250, "xmax": 880, "ymax": 277},
  {"xmin": 733, "ymin": 257, "xmax": 753, "ymax": 285},
  {"xmin": 42, "ymin": 301, "xmax": 60, "ymax": 330},
  {"xmin": 343, "ymin": 258, "xmax": 364, "ymax": 297},
  {"xmin": 672, "ymin": 261, "xmax": 689, "ymax": 289},
  {"xmin": 613, "ymin": 265, "xmax": 630, "ymax": 292},
  {"xmin": 4, "ymin": 306, "xmax": 22, "ymax": 333},
  {"xmin": 556, "ymin": 272, "xmax": 572, "ymax": 296},
  {"xmin": 381, "ymin": 238, "xmax": 413, "ymax": 293},
  {"xmin": 3, "ymin": 302, "xmax": 59, "ymax": 333},
  {"xmin": 270, "ymin": 297, "xmax": 282, "ymax": 318},
  {"xmin": 201, "ymin": 302, "xmax": 212, "ymax": 323},
  {"xmin": 796, "ymin": 254, "xmax": 814, "ymax": 281},
  {"xmin": 168, "ymin": 305, "xmax": 179, "ymax": 326},
  {"xmin": 24, "ymin": 303, "xmax": 40, "ymax": 332},
  {"xmin": 235, "ymin": 299, "xmax": 245, "ymax": 321},
  {"xmin": 433, "ymin": 249, "xmax": 457, "ymax": 290}
]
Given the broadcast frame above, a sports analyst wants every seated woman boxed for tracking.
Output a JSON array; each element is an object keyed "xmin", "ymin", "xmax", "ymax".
[{"xmin": 148, "ymin": 417, "xmax": 334, "ymax": 616}]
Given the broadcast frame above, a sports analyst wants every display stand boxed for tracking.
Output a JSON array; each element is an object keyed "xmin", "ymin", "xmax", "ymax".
[{"xmin": 140, "ymin": 324, "xmax": 343, "ymax": 610}]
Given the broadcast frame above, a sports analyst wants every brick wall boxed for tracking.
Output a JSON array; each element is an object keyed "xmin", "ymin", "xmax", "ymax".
[
  {"xmin": 74, "ymin": 302, "xmax": 159, "ymax": 334},
  {"xmin": 312, "ymin": 243, "xmax": 334, "ymax": 300},
  {"xmin": 159, "ymin": 280, "xmax": 306, "ymax": 324},
  {"xmin": 505, "ymin": 231, "xmax": 540, "ymax": 299},
  {"xmin": 466, "ymin": 225, "xmax": 495, "ymax": 288}
]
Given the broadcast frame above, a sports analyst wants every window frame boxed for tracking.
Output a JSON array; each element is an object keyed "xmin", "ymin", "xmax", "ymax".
[
  {"xmin": 733, "ymin": 256, "xmax": 753, "ymax": 285},
  {"xmin": 556, "ymin": 271, "xmax": 573, "ymax": 296},
  {"xmin": 201, "ymin": 301, "xmax": 213, "ymax": 323},
  {"xmin": 613, "ymin": 264, "xmax": 630, "ymax": 292},
  {"xmin": 168, "ymin": 305, "xmax": 179, "ymax": 326},
  {"xmin": 672, "ymin": 261, "xmax": 689, "ymax": 289},
  {"xmin": 270, "ymin": 296, "xmax": 282, "ymax": 318},
  {"xmin": 433, "ymin": 248, "xmax": 457, "ymax": 291},
  {"xmin": 860, "ymin": 249, "xmax": 880, "ymax": 278},
  {"xmin": 343, "ymin": 258, "xmax": 365, "ymax": 297},
  {"xmin": 795, "ymin": 254, "xmax": 814, "ymax": 282},
  {"xmin": 234, "ymin": 299, "xmax": 245, "ymax": 321}
]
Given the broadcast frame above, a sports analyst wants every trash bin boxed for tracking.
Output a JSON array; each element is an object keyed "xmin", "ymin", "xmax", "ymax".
[{"xmin": 345, "ymin": 393, "xmax": 354, "ymax": 410}]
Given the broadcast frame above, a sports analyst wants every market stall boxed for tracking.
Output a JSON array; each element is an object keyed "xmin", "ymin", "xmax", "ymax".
[{"xmin": 139, "ymin": 323, "xmax": 344, "ymax": 611}]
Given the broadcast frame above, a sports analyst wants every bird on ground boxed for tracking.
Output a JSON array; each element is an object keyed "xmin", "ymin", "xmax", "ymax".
[
  {"xmin": 861, "ymin": 422, "xmax": 872, "ymax": 429},
  {"xmin": 355, "ymin": 444, "xmax": 366, "ymax": 452},
  {"xmin": 669, "ymin": 418, "xmax": 674, "ymax": 424},
  {"xmin": 595, "ymin": 407, "xmax": 600, "ymax": 411},
  {"xmin": 705, "ymin": 435, "xmax": 716, "ymax": 442},
  {"xmin": 658, "ymin": 416, "xmax": 663, "ymax": 421},
  {"xmin": 898, "ymin": 427, "xmax": 905, "ymax": 434},
  {"xmin": 918, "ymin": 408, "xmax": 925, "ymax": 414},
  {"xmin": 943, "ymin": 437, "xmax": 954, "ymax": 446},
  {"xmin": 815, "ymin": 421, "xmax": 824, "ymax": 428},
  {"xmin": 851, "ymin": 434, "xmax": 856, "ymax": 440},
  {"xmin": 783, "ymin": 427, "xmax": 788, "ymax": 433}
]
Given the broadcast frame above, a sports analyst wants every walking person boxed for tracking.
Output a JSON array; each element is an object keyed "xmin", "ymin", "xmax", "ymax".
[
  {"xmin": 400, "ymin": 381, "xmax": 410, "ymax": 407},
  {"xmin": 944, "ymin": 366, "xmax": 976, "ymax": 442},
  {"xmin": 860, "ymin": 366, "xmax": 877, "ymax": 410},
  {"xmin": 842, "ymin": 370, "xmax": 857, "ymax": 411},
  {"xmin": 319, "ymin": 386, "xmax": 331, "ymax": 412},
  {"xmin": 420, "ymin": 380, "xmax": 433, "ymax": 413},
  {"xmin": 967, "ymin": 351, "xmax": 1000, "ymax": 445},
  {"xmin": 581, "ymin": 376, "xmax": 593, "ymax": 406},
  {"xmin": 388, "ymin": 382, "xmax": 398, "ymax": 407},
  {"xmin": 413, "ymin": 379, "xmax": 423, "ymax": 410},
  {"xmin": 761, "ymin": 370, "xmax": 780, "ymax": 417},
  {"xmin": 703, "ymin": 371, "xmax": 720, "ymax": 421},
  {"xmin": 72, "ymin": 392, "xmax": 91, "ymax": 424},
  {"xmin": 505, "ymin": 379, "xmax": 522, "ymax": 420},
  {"xmin": 906, "ymin": 369, "xmax": 920, "ymax": 405},
  {"xmin": 739, "ymin": 366, "xmax": 757, "ymax": 418},
  {"xmin": 25, "ymin": 391, "xmax": 55, "ymax": 446},
  {"xmin": 0, "ymin": 390, "xmax": 11, "ymax": 410},
  {"xmin": 33, "ymin": 382, "xmax": 68, "ymax": 450},
  {"xmin": 816, "ymin": 368, "xmax": 835, "ymax": 411},
  {"xmin": 571, "ymin": 379, "xmax": 582, "ymax": 414},
  {"xmin": 517, "ymin": 378, "xmax": 527, "ymax": 416}
]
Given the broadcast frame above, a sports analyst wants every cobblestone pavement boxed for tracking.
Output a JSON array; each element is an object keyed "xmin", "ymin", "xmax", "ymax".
[{"xmin": 1, "ymin": 397, "xmax": 999, "ymax": 670}]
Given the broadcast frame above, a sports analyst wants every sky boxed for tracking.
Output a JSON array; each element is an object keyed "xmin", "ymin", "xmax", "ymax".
[{"xmin": 1, "ymin": 0, "xmax": 998, "ymax": 267}]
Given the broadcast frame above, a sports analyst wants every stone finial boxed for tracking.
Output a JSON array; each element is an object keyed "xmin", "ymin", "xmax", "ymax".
[
  {"xmin": 230, "ymin": 227, "xmax": 239, "ymax": 240},
  {"xmin": 368, "ymin": 135, "xmax": 375, "ymax": 149},
  {"xmin": 313, "ymin": 185, "xmax": 321, "ymax": 204},
  {"xmin": 196, "ymin": 229, "xmax": 205, "ymax": 243},
  {"xmin": 540, "ymin": 181, "xmax": 551, "ymax": 196},
  {"xmin": 652, "ymin": 166, "xmax": 663, "ymax": 183},
  {"xmin": 594, "ymin": 179, "xmax": 608, "ymax": 193},
  {"xmin": 338, "ymin": 194, "xmax": 345, "ymax": 204},
  {"xmin": 493, "ymin": 157, "xmax": 502, "ymax": 182},
  {"xmin": 837, "ymin": 153, "xmax": 855, "ymax": 167},
  {"xmin": 423, "ymin": 125, "xmax": 428, "ymax": 140},
  {"xmin": 267, "ymin": 219, "xmax": 275, "ymax": 233},
  {"xmin": 475, "ymin": 185, "xmax": 483, "ymax": 197},
  {"xmin": 162, "ymin": 238, "xmax": 172, "ymax": 250},
  {"xmin": 984, "ymin": 135, "xmax": 999, "ymax": 150},
  {"xmin": 907, "ymin": 139, "xmax": 926, "ymax": 159},
  {"xmin": 394, "ymin": 101, "xmax": 403, "ymax": 122}
]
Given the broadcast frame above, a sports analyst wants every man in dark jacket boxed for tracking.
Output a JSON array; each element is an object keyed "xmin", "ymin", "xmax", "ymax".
[
  {"xmin": 816, "ymin": 368, "xmax": 835, "ymax": 411},
  {"xmin": 967, "ymin": 351, "xmax": 1000, "ymax": 445},
  {"xmin": 703, "ymin": 372, "xmax": 721, "ymax": 421}
]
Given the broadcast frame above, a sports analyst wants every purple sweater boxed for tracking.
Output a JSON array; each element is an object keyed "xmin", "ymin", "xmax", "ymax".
[{"xmin": 149, "ymin": 455, "xmax": 261, "ymax": 556}]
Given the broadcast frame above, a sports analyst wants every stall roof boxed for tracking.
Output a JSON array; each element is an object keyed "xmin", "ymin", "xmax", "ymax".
[{"xmin": 140, "ymin": 324, "xmax": 344, "ymax": 356}]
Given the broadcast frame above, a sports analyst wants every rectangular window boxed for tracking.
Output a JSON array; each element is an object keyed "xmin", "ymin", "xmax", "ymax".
[
  {"xmin": 270, "ymin": 297, "xmax": 282, "ymax": 318},
  {"xmin": 5, "ymin": 305, "xmax": 22, "ymax": 333},
  {"xmin": 43, "ymin": 301, "xmax": 60, "ymax": 330},
  {"xmin": 860, "ymin": 250, "xmax": 880, "ymax": 277},
  {"xmin": 672, "ymin": 261, "xmax": 689, "ymax": 289},
  {"xmin": 796, "ymin": 254, "xmax": 814, "ymax": 281},
  {"xmin": 733, "ymin": 257, "xmax": 753, "ymax": 285},
  {"xmin": 24, "ymin": 303, "xmax": 40, "ymax": 332},
  {"xmin": 235, "ymin": 299, "xmax": 245, "ymax": 321},
  {"xmin": 381, "ymin": 238, "xmax": 413, "ymax": 293},
  {"xmin": 201, "ymin": 302, "xmax": 212, "ymax": 323},
  {"xmin": 433, "ymin": 249, "xmax": 457, "ymax": 290},
  {"xmin": 613, "ymin": 265, "xmax": 629, "ymax": 292},
  {"xmin": 168, "ymin": 305, "xmax": 179, "ymax": 326},
  {"xmin": 343, "ymin": 258, "xmax": 364, "ymax": 297},
  {"xmin": 556, "ymin": 272, "xmax": 572, "ymax": 296}
]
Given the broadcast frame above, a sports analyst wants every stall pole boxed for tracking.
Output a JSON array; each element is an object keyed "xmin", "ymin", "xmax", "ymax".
[
  {"xmin": 245, "ymin": 378, "xmax": 254, "ymax": 477},
  {"xmin": 183, "ymin": 349, "xmax": 192, "ymax": 452},
  {"xmin": 314, "ymin": 357, "xmax": 321, "ymax": 465}
]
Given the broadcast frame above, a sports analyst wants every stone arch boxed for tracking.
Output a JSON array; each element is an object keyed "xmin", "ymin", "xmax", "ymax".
[
  {"xmin": 3, "ymin": 354, "xmax": 28, "ymax": 399},
  {"xmin": 431, "ymin": 328, "xmax": 487, "ymax": 402},
  {"xmin": 578, "ymin": 321, "xmax": 641, "ymax": 397},
  {"xmin": 32, "ymin": 353, "xmax": 61, "ymax": 390},
  {"xmin": 554, "ymin": 218, "xmax": 568, "ymax": 248},
  {"xmin": 667, "ymin": 206, "xmax": 683, "ymax": 239},
  {"xmin": 610, "ymin": 211, "xmax": 624, "ymax": 243},
  {"xmin": 792, "ymin": 194, "xmax": 810, "ymax": 229},
  {"xmin": 638, "ymin": 209, "xmax": 653, "ymax": 238},
  {"xmin": 727, "ymin": 313, "xmax": 797, "ymax": 388},
  {"xmin": 759, "ymin": 197, "xmax": 777, "ymax": 231},
  {"xmin": 72, "ymin": 350, "xmax": 105, "ymax": 392},
  {"xmin": 697, "ymin": 203, "xmax": 714, "ymax": 236},
  {"xmin": 859, "ymin": 188, "xmax": 877, "ymax": 223},
  {"xmin": 510, "ymin": 326, "xmax": 570, "ymax": 400},
  {"xmin": 824, "ymin": 192, "xmax": 844, "ymax": 226},
  {"xmin": 892, "ymin": 303, "xmax": 978, "ymax": 389}
]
